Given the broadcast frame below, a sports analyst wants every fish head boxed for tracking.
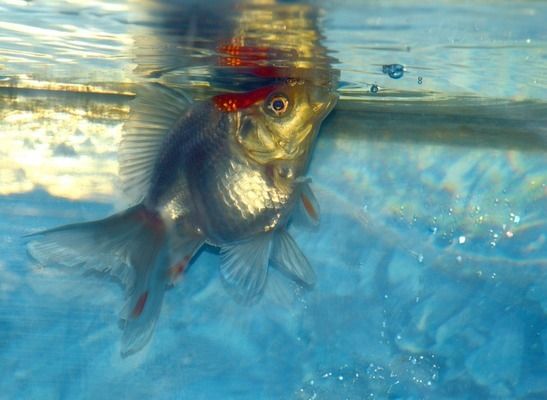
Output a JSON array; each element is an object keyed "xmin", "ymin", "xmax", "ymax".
[{"xmin": 236, "ymin": 77, "xmax": 338, "ymax": 164}]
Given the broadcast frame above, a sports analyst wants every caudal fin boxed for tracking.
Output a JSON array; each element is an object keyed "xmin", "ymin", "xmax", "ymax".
[{"xmin": 26, "ymin": 204, "xmax": 197, "ymax": 357}]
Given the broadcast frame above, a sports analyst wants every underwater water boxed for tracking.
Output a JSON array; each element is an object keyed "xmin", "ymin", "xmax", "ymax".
[{"xmin": 1, "ymin": 0, "xmax": 546, "ymax": 399}]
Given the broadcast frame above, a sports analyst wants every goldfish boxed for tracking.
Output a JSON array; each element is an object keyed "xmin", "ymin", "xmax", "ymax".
[{"xmin": 26, "ymin": 74, "xmax": 337, "ymax": 356}]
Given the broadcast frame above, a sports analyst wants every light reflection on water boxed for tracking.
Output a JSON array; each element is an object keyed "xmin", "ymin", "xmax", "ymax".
[
  {"xmin": 1, "ymin": 0, "xmax": 545, "ymax": 201},
  {"xmin": 2, "ymin": 0, "xmax": 546, "ymax": 99},
  {"xmin": 0, "ymin": 0, "xmax": 130, "ymax": 81},
  {"xmin": 0, "ymin": 90, "xmax": 127, "ymax": 200}
]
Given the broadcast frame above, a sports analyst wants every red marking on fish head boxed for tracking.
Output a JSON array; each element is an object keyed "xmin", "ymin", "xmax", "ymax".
[
  {"xmin": 131, "ymin": 291, "xmax": 148, "ymax": 318},
  {"xmin": 213, "ymin": 85, "xmax": 276, "ymax": 113}
]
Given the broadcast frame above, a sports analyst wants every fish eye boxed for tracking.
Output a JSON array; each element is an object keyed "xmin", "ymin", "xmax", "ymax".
[{"xmin": 266, "ymin": 93, "xmax": 290, "ymax": 117}]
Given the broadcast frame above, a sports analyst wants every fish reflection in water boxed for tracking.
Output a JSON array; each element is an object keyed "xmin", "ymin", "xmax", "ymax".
[{"xmin": 26, "ymin": 0, "xmax": 338, "ymax": 356}]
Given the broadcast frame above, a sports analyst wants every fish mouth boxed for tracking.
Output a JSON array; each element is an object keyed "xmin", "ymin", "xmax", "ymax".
[
  {"xmin": 312, "ymin": 92, "xmax": 338, "ymax": 115},
  {"xmin": 308, "ymin": 85, "xmax": 338, "ymax": 116},
  {"xmin": 303, "ymin": 67, "xmax": 339, "ymax": 115}
]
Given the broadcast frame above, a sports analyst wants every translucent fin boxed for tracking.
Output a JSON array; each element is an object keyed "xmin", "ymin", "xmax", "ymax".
[
  {"xmin": 118, "ymin": 241, "xmax": 168, "ymax": 358},
  {"xmin": 26, "ymin": 204, "xmax": 172, "ymax": 357},
  {"xmin": 219, "ymin": 234, "xmax": 272, "ymax": 304},
  {"xmin": 264, "ymin": 266, "xmax": 297, "ymax": 307},
  {"xmin": 26, "ymin": 205, "xmax": 150, "ymax": 290},
  {"xmin": 120, "ymin": 84, "xmax": 191, "ymax": 203},
  {"xmin": 166, "ymin": 234, "xmax": 204, "ymax": 285},
  {"xmin": 293, "ymin": 180, "xmax": 320, "ymax": 228},
  {"xmin": 271, "ymin": 229, "xmax": 315, "ymax": 286}
]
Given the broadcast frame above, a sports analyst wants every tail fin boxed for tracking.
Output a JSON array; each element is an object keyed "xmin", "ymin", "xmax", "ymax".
[{"xmin": 26, "ymin": 204, "xmax": 176, "ymax": 357}]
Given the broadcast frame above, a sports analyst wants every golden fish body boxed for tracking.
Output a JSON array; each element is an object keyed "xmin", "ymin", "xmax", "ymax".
[
  {"xmin": 146, "ymin": 80, "xmax": 336, "ymax": 245},
  {"xmin": 27, "ymin": 0, "xmax": 338, "ymax": 357},
  {"xmin": 27, "ymin": 77, "xmax": 337, "ymax": 356}
]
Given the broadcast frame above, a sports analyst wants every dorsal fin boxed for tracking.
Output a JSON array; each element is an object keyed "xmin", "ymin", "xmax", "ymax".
[{"xmin": 119, "ymin": 84, "xmax": 191, "ymax": 203}]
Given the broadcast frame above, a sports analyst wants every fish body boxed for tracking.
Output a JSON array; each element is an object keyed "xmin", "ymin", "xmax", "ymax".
[
  {"xmin": 149, "ymin": 100, "xmax": 288, "ymax": 244},
  {"xmin": 147, "ymin": 81, "xmax": 334, "ymax": 244},
  {"xmin": 26, "ymin": 0, "xmax": 338, "ymax": 356},
  {"xmin": 27, "ymin": 77, "xmax": 337, "ymax": 356}
]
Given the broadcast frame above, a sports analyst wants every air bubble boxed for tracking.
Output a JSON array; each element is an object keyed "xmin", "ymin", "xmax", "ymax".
[{"xmin": 382, "ymin": 64, "xmax": 405, "ymax": 79}]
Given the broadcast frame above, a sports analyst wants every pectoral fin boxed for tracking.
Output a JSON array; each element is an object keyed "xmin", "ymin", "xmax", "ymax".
[
  {"xmin": 293, "ymin": 180, "xmax": 320, "ymax": 228},
  {"xmin": 219, "ymin": 234, "xmax": 272, "ymax": 304}
]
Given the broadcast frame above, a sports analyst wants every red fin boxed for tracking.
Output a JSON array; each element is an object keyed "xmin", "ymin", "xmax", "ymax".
[
  {"xmin": 132, "ymin": 208, "xmax": 165, "ymax": 236},
  {"xmin": 168, "ymin": 255, "xmax": 191, "ymax": 283},
  {"xmin": 301, "ymin": 192, "xmax": 318, "ymax": 221},
  {"xmin": 213, "ymin": 85, "xmax": 276, "ymax": 112},
  {"xmin": 131, "ymin": 291, "xmax": 148, "ymax": 318}
]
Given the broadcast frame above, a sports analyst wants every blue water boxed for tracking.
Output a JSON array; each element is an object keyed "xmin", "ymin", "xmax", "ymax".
[{"xmin": 1, "ymin": 1, "xmax": 546, "ymax": 399}]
